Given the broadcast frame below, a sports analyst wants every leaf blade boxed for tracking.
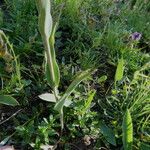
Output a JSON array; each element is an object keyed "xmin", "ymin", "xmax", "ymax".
[
  {"xmin": 54, "ymin": 69, "xmax": 94, "ymax": 112},
  {"xmin": 115, "ymin": 57, "xmax": 124, "ymax": 84},
  {"xmin": 36, "ymin": 0, "xmax": 60, "ymax": 88},
  {"xmin": 122, "ymin": 109, "xmax": 133, "ymax": 150},
  {"xmin": 39, "ymin": 93, "xmax": 56, "ymax": 103},
  {"xmin": 140, "ymin": 142, "xmax": 150, "ymax": 150},
  {"xmin": 0, "ymin": 95, "xmax": 19, "ymax": 106},
  {"xmin": 99, "ymin": 122, "xmax": 116, "ymax": 146}
]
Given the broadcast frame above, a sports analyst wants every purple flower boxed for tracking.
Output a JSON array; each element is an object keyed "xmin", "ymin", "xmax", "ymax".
[{"xmin": 130, "ymin": 32, "xmax": 142, "ymax": 41}]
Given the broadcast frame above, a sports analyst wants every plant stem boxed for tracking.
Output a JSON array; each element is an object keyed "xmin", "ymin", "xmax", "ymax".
[
  {"xmin": 0, "ymin": 31, "xmax": 21, "ymax": 86},
  {"xmin": 53, "ymin": 86, "xmax": 59, "ymax": 102},
  {"xmin": 60, "ymin": 109, "xmax": 64, "ymax": 130},
  {"xmin": 45, "ymin": 38, "xmax": 56, "ymax": 87}
]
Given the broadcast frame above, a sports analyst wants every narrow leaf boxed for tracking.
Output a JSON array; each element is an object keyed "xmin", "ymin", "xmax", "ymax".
[
  {"xmin": 0, "ymin": 95, "xmax": 19, "ymax": 106},
  {"xmin": 0, "ymin": 136, "xmax": 11, "ymax": 146},
  {"xmin": 54, "ymin": 69, "xmax": 94, "ymax": 112},
  {"xmin": 140, "ymin": 142, "xmax": 150, "ymax": 150},
  {"xmin": 98, "ymin": 75, "xmax": 107, "ymax": 83},
  {"xmin": 115, "ymin": 57, "xmax": 124, "ymax": 84},
  {"xmin": 36, "ymin": 0, "xmax": 60, "ymax": 88},
  {"xmin": 81, "ymin": 90, "xmax": 96, "ymax": 115},
  {"xmin": 122, "ymin": 109, "xmax": 133, "ymax": 150},
  {"xmin": 99, "ymin": 122, "xmax": 116, "ymax": 146},
  {"xmin": 39, "ymin": 93, "xmax": 56, "ymax": 103}
]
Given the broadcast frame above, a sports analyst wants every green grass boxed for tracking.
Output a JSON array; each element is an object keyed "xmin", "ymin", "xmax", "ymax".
[{"xmin": 0, "ymin": 0, "xmax": 149, "ymax": 149}]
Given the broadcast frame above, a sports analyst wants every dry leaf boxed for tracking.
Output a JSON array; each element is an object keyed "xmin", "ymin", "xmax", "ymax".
[{"xmin": 0, "ymin": 146, "xmax": 15, "ymax": 150}]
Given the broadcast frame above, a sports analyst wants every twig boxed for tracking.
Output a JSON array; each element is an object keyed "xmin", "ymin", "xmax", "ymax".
[{"xmin": 0, "ymin": 109, "xmax": 22, "ymax": 125}]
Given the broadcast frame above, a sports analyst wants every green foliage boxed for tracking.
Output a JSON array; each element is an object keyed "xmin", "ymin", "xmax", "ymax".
[
  {"xmin": 80, "ymin": 90, "xmax": 96, "ymax": 116},
  {"xmin": 0, "ymin": 0, "xmax": 149, "ymax": 149},
  {"xmin": 140, "ymin": 142, "xmax": 150, "ymax": 150},
  {"xmin": 115, "ymin": 57, "xmax": 125, "ymax": 86},
  {"xmin": 36, "ymin": 0, "xmax": 60, "ymax": 89},
  {"xmin": 98, "ymin": 75, "xmax": 107, "ymax": 83},
  {"xmin": 122, "ymin": 109, "xmax": 133, "ymax": 150},
  {"xmin": 0, "ymin": 95, "xmax": 19, "ymax": 106},
  {"xmin": 99, "ymin": 121, "xmax": 116, "ymax": 146},
  {"xmin": 54, "ymin": 69, "xmax": 94, "ymax": 112},
  {"xmin": 0, "ymin": 8, "xmax": 3, "ymax": 26},
  {"xmin": 39, "ymin": 93, "xmax": 56, "ymax": 103}
]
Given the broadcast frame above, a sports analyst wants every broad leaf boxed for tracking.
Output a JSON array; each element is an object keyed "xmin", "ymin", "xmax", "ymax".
[
  {"xmin": 36, "ymin": 0, "xmax": 52, "ymax": 39},
  {"xmin": 36, "ymin": 0, "xmax": 60, "ymax": 88},
  {"xmin": 63, "ymin": 99, "xmax": 72, "ymax": 107},
  {"xmin": 122, "ymin": 109, "xmax": 133, "ymax": 150},
  {"xmin": 0, "ymin": 95, "xmax": 19, "ymax": 106},
  {"xmin": 39, "ymin": 93, "xmax": 56, "ymax": 103},
  {"xmin": 115, "ymin": 57, "xmax": 124, "ymax": 84},
  {"xmin": 54, "ymin": 69, "xmax": 94, "ymax": 112},
  {"xmin": 99, "ymin": 122, "xmax": 116, "ymax": 146},
  {"xmin": 39, "ymin": 93, "xmax": 72, "ymax": 107}
]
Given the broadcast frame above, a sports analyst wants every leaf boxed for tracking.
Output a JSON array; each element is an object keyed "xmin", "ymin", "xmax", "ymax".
[
  {"xmin": 81, "ymin": 90, "xmax": 96, "ymax": 115},
  {"xmin": 115, "ymin": 57, "xmax": 124, "ymax": 84},
  {"xmin": 36, "ymin": 0, "xmax": 52, "ymax": 39},
  {"xmin": 64, "ymin": 99, "xmax": 72, "ymax": 107},
  {"xmin": 99, "ymin": 122, "xmax": 116, "ymax": 146},
  {"xmin": 98, "ymin": 75, "xmax": 107, "ymax": 83},
  {"xmin": 0, "ymin": 95, "xmax": 19, "ymax": 106},
  {"xmin": 45, "ymin": 59, "xmax": 60, "ymax": 88},
  {"xmin": 38, "ymin": 93, "xmax": 72, "ymax": 107},
  {"xmin": 0, "ymin": 136, "xmax": 11, "ymax": 146},
  {"xmin": 54, "ymin": 69, "xmax": 94, "ymax": 112},
  {"xmin": 36, "ymin": 0, "xmax": 60, "ymax": 88},
  {"xmin": 39, "ymin": 93, "xmax": 56, "ymax": 103},
  {"xmin": 122, "ymin": 109, "xmax": 133, "ymax": 150},
  {"xmin": 0, "ymin": 146, "xmax": 15, "ymax": 150},
  {"xmin": 140, "ymin": 142, "xmax": 150, "ymax": 150}
]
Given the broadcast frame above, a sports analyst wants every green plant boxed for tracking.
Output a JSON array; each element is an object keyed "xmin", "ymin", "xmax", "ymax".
[
  {"xmin": 0, "ymin": 95, "xmax": 19, "ymax": 106},
  {"xmin": 36, "ymin": 0, "xmax": 94, "ymax": 130},
  {"xmin": 122, "ymin": 109, "xmax": 133, "ymax": 150},
  {"xmin": 0, "ymin": 30, "xmax": 19, "ymax": 106},
  {"xmin": 115, "ymin": 56, "xmax": 125, "ymax": 87}
]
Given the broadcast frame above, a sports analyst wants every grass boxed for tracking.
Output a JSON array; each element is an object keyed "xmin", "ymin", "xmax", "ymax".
[{"xmin": 0, "ymin": 0, "xmax": 149, "ymax": 149}]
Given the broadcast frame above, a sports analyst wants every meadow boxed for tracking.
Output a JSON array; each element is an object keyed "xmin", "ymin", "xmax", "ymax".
[{"xmin": 0, "ymin": 0, "xmax": 150, "ymax": 149}]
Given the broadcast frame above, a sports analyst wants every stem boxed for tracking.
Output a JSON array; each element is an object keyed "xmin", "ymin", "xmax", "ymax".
[
  {"xmin": 45, "ymin": 38, "xmax": 55, "ymax": 87},
  {"xmin": 1, "ymin": 31, "xmax": 21, "ymax": 86},
  {"xmin": 53, "ymin": 86, "xmax": 59, "ymax": 102},
  {"xmin": 60, "ymin": 109, "xmax": 64, "ymax": 130}
]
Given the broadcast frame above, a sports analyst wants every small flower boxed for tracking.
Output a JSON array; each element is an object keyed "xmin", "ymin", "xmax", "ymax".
[{"xmin": 130, "ymin": 32, "xmax": 142, "ymax": 41}]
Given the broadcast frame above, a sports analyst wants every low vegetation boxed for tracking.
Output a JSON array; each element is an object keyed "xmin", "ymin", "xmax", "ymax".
[{"xmin": 0, "ymin": 0, "xmax": 149, "ymax": 149}]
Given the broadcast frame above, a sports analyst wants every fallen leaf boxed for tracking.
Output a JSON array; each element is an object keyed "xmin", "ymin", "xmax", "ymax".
[{"xmin": 0, "ymin": 146, "xmax": 15, "ymax": 150}]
